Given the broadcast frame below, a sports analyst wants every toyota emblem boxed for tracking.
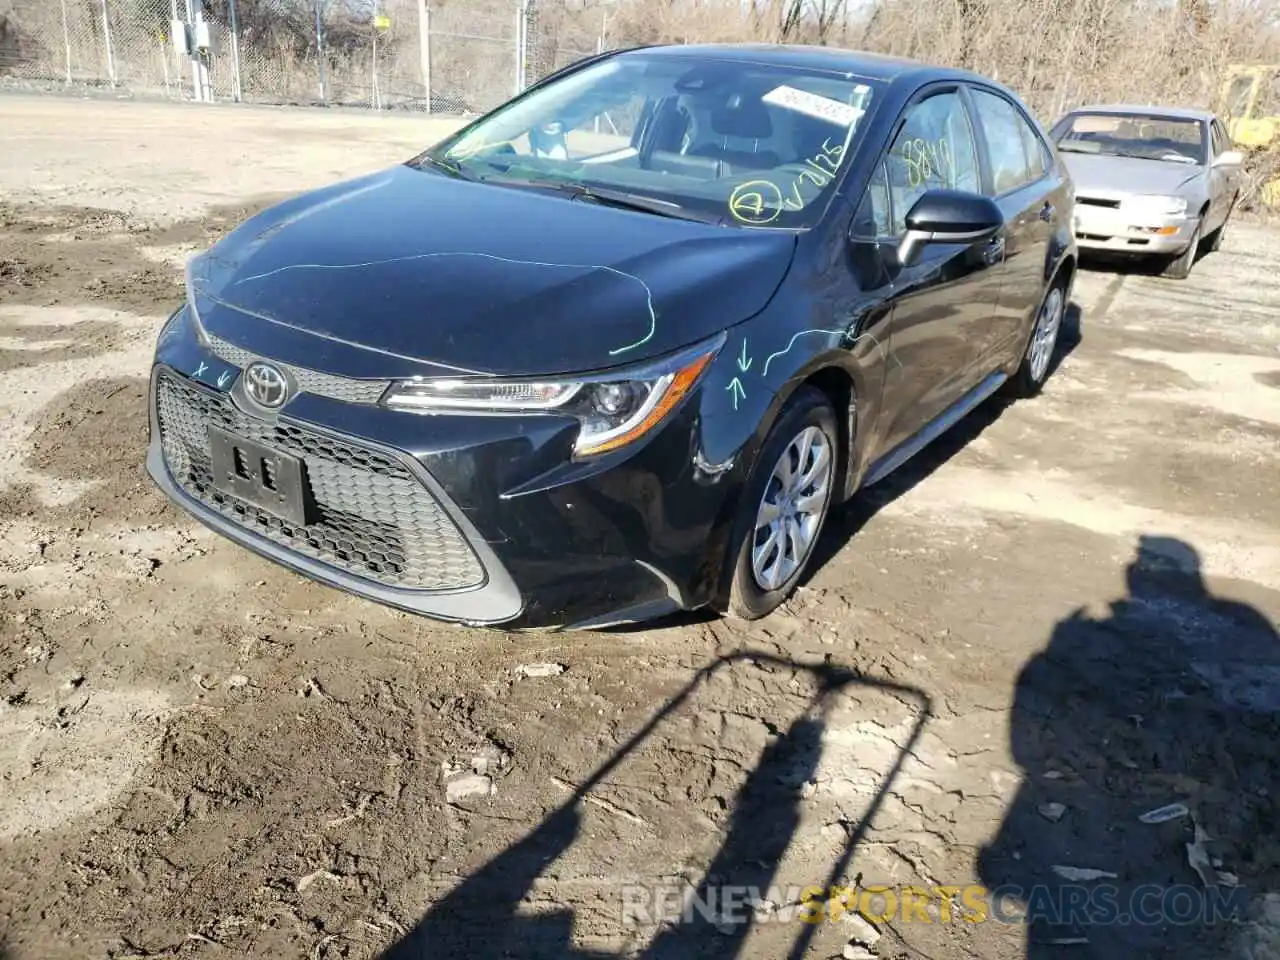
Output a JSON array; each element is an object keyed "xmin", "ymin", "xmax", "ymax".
[{"xmin": 244, "ymin": 361, "xmax": 290, "ymax": 408}]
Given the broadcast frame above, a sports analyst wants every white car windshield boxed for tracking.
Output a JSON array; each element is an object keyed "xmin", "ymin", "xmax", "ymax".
[
  {"xmin": 1054, "ymin": 112, "xmax": 1206, "ymax": 165},
  {"xmin": 416, "ymin": 52, "xmax": 882, "ymax": 228}
]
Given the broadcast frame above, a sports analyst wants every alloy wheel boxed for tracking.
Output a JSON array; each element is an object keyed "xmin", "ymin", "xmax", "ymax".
[
  {"xmin": 750, "ymin": 425, "xmax": 833, "ymax": 592},
  {"xmin": 1028, "ymin": 286, "xmax": 1064, "ymax": 384}
]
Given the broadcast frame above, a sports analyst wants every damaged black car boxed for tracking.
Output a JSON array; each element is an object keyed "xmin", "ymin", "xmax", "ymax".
[{"xmin": 147, "ymin": 43, "xmax": 1076, "ymax": 629}]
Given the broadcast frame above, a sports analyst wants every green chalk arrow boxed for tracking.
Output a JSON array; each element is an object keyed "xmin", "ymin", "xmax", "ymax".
[{"xmin": 726, "ymin": 376, "xmax": 746, "ymax": 410}]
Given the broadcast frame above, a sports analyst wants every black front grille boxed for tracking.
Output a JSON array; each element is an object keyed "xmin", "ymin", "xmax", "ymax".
[
  {"xmin": 155, "ymin": 371, "xmax": 484, "ymax": 591},
  {"xmin": 1076, "ymin": 196, "xmax": 1121, "ymax": 209}
]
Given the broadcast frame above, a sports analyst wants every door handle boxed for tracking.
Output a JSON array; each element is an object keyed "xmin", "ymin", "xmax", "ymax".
[{"xmin": 1039, "ymin": 202, "xmax": 1055, "ymax": 223}]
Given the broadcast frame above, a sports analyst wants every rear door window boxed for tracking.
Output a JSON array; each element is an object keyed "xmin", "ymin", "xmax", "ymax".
[
  {"xmin": 970, "ymin": 89, "xmax": 1036, "ymax": 195},
  {"xmin": 1017, "ymin": 113, "xmax": 1050, "ymax": 181}
]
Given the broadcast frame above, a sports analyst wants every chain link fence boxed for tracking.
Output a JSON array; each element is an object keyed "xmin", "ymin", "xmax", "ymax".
[{"xmin": 0, "ymin": 0, "xmax": 606, "ymax": 115}]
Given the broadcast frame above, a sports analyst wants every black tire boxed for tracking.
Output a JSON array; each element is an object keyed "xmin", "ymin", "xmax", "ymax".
[
  {"xmin": 1161, "ymin": 219, "xmax": 1201, "ymax": 279},
  {"xmin": 722, "ymin": 386, "xmax": 839, "ymax": 621},
  {"xmin": 1007, "ymin": 276, "xmax": 1068, "ymax": 398},
  {"xmin": 1208, "ymin": 200, "xmax": 1234, "ymax": 252}
]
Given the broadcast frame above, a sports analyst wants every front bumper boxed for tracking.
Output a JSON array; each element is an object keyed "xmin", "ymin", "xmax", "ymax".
[
  {"xmin": 1071, "ymin": 203, "xmax": 1197, "ymax": 255},
  {"xmin": 146, "ymin": 310, "xmax": 741, "ymax": 630}
]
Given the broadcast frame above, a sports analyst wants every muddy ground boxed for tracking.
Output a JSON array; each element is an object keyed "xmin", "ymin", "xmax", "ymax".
[{"xmin": 1, "ymin": 95, "xmax": 1279, "ymax": 960}]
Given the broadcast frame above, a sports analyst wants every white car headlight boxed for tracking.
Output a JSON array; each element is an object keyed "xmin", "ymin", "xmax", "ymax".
[
  {"xmin": 1124, "ymin": 194, "xmax": 1188, "ymax": 218},
  {"xmin": 382, "ymin": 333, "xmax": 724, "ymax": 458}
]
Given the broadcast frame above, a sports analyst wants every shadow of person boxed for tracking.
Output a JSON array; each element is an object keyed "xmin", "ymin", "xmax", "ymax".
[
  {"xmin": 379, "ymin": 711, "xmax": 826, "ymax": 960},
  {"xmin": 380, "ymin": 800, "xmax": 590, "ymax": 960},
  {"xmin": 642, "ymin": 714, "xmax": 825, "ymax": 960},
  {"xmin": 978, "ymin": 535, "xmax": 1280, "ymax": 958},
  {"xmin": 378, "ymin": 654, "xmax": 928, "ymax": 960}
]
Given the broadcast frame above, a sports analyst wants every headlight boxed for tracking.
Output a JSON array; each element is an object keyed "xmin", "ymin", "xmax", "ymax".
[
  {"xmin": 1123, "ymin": 194, "xmax": 1188, "ymax": 217},
  {"xmin": 382, "ymin": 334, "xmax": 724, "ymax": 458}
]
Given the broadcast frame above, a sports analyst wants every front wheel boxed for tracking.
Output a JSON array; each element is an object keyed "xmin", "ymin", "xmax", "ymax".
[
  {"xmin": 1161, "ymin": 219, "xmax": 1201, "ymax": 279},
  {"xmin": 723, "ymin": 387, "xmax": 838, "ymax": 621}
]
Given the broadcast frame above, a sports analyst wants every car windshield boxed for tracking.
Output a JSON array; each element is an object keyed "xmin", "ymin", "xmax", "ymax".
[
  {"xmin": 413, "ymin": 53, "xmax": 882, "ymax": 229},
  {"xmin": 1054, "ymin": 112, "xmax": 1206, "ymax": 165}
]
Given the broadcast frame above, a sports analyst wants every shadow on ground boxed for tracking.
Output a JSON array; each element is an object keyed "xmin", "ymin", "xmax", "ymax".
[
  {"xmin": 378, "ymin": 651, "xmax": 932, "ymax": 960},
  {"xmin": 979, "ymin": 535, "xmax": 1280, "ymax": 957}
]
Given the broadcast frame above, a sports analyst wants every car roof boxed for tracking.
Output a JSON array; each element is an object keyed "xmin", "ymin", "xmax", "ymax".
[
  {"xmin": 623, "ymin": 43, "xmax": 986, "ymax": 86},
  {"xmin": 1066, "ymin": 103, "xmax": 1216, "ymax": 122}
]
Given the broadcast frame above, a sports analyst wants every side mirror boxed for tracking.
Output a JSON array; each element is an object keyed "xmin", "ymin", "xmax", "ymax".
[
  {"xmin": 1214, "ymin": 149, "xmax": 1244, "ymax": 167},
  {"xmin": 896, "ymin": 189, "xmax": 1004, "ymax": 267}
]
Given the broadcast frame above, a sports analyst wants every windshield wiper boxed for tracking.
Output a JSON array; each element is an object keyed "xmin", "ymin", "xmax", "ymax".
[
  {"xmin": 412, "ymin": 153, "xmax": 479, "ymax": 181},
  {"xmin": 1113, "ymin": 151, "xmax": 1198, "ymax": 164},
  {"xmin": 499, "ymin": 178, "xmax": 725, "ymax": 225}
]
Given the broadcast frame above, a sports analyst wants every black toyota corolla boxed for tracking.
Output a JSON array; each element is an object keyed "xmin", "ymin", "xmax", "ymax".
[{"xmin": 147, "ymin": 44, "xmax": 1076, "ymax": 629}]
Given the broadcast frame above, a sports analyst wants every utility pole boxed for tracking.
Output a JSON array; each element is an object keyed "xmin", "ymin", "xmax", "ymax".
[
  {"xmin": 100, "ymin": 0, "xmax": 117, "ymax": 87},
  {"xmin": 181, "ymin": 0, "xmax": 212, "ymax": 102},
  {"xmin": 418, "ymin": 0, "xmax": 431, "ymax": 112},
  {"xmin": 514, "ymin": 0, "xmax": 527, "ymax": 95},
  {"xmin": 314, "ymin": 0, "xmax": 327, "ymax": 103},
  {"xmin": 59, "ymin": 0, "xmax": 72, "ymax": 84},
  {"xmin": 228, "ymin": 0, "xmax": 243, "ymax": 101}
]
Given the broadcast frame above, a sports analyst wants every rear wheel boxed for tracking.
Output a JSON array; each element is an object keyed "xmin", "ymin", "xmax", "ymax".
[
  {"xmin": 1161, "ymin": 219, "xmax": 1202, "ymax": 279},
  {"xmin": 724, "ymin": 387, "xmax": 838, "ymax": 620},
  {"xmin": 1008, "ymin": 279, "xmax": 1066, "ymax": 398}
]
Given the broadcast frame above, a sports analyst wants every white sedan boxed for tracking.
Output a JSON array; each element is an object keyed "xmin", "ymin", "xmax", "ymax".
[{"xmin": 1049, "ymin": 104, "xmax": 1243, "ymax": 279}]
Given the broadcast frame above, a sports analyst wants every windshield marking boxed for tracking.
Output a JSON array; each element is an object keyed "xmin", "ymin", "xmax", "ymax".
[
  {"xmin": 729, "ymin": 180, "xmax": 785, "ymax": 224},
  {"xmin": 230, "ymin": 251, "xmax": 658, "ymax": 358},
  {"xmin": 726, "ymin": 137, "xmax": 847, "ymax": 224}
]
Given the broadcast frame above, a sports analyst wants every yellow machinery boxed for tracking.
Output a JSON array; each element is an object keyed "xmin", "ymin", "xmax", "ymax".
[{"xmin": 1219, "ymin": 64, "xmax": 1280, "ymax": 208}]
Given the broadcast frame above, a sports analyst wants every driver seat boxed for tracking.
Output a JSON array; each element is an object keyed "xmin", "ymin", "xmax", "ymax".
[{"xmin": 688, "ymin": 94, "xmax": 781, "ymax": 174}]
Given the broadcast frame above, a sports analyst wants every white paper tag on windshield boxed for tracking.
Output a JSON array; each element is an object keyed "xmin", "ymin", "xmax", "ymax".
[{"xmin": 762, "ymin": 85, "xmax": 865, "ymax": 127}]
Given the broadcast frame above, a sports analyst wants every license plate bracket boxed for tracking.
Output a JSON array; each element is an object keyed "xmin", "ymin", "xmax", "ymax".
[{"xmin": 209, "ymin": 426, "xmax": 311, "ymax": 527}]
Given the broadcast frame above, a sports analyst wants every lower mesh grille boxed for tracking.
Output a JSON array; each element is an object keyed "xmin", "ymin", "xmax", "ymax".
[{"xmin": 154, "ymin": 371, "xmax": 484, "ymax": 591}]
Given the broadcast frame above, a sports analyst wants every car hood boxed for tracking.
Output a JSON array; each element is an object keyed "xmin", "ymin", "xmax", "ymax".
[
  {"xmin": 187, "ymin": 165, "xmax": 798, "ymax": 379},
  {"xmin": 1061, "ymin": 152, "xmax": 1205, "ymax": 198}
]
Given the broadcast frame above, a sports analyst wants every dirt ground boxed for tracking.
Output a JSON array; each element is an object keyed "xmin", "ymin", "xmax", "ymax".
[{"xmin": 2, "ymin": 95, "xmax": 1279, "ymax": 960}]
